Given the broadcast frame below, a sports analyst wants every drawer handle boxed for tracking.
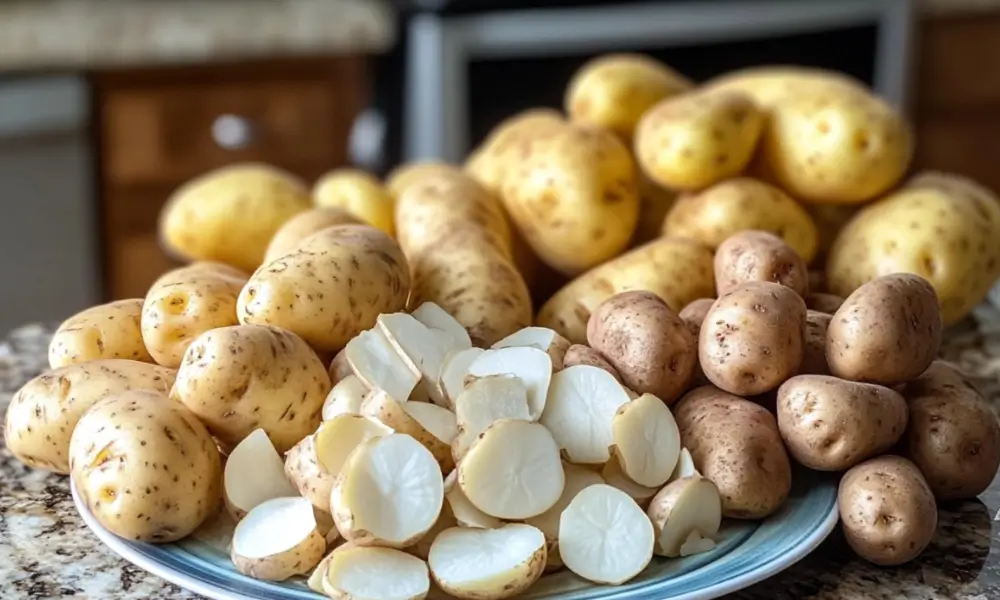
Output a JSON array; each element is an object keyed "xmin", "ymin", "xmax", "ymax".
[{"xmin": 211, "ymin": 114, "xmax": 255, "ymax": 150}]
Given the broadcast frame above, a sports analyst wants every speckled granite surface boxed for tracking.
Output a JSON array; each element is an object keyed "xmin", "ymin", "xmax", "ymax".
[{"xmin": 3, "ymin": 312, "xmax": 1000, "ymax": 599}]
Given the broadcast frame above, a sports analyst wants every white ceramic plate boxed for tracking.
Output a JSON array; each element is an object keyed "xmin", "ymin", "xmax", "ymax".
[{"xmin": 72, "ymin": 468, "xmax": 838, "ymax": 600}]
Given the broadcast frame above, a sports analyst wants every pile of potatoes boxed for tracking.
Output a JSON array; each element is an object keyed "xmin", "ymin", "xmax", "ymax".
[{"xmin": 5, "ymin": 51, "xmax": 1000, "ymax": 598}]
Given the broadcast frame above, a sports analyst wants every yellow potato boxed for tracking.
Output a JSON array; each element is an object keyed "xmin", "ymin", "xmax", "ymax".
[
  {"xmin": 635, "ymin": 91, "xmax": 764, "ymax": 191},
  {"xmin": 565, "ymin": 53, "xmax": 692, "ymax": 141},
  {"xmin": 663, "ymin": 177, "xmax": 819, "ymax": 263},
  {"xmin": 313, "ymin": 169, "xmax": 395, "ymax": 236},
  {"xmin": 761, "ymin": 87, "xmax": 912, "ymax": 204},
  {"xmin": 702, "ymin": 66, "xmax": 867, "ymax": 108},
  {"xmin": 827, "ymin": 172, "xmax": 1000, "ymax": 324},
  {"xmin": 159, "ymin": 163, "xmax": 311, "ymax": 273},
  {"xmin": 49, "ymin": 299, "xmax": 153, "ymax": 368},
  {"xmin": 239, "ymin": 225, "xmax": 410, "ymax": 354},
  {"xmin": 264, "ymin": 207, "xmax": 362, "ymax": 262},
  {"xmin": 385, "ymin": 162, "xmax": 464, "ymax": 200},
  {"xmin": 537, "ymin": 237, "xmax": 715, "ymax": 344},
  {"xmin": 141, "ymin": 262, "xmax": 248, "ymax": 368},
  {"xmin": 465, "ymin": 109, "xmax": 567, "ymax": 196},
  {"xmin": 501, "ymin": 125, "xmax": 640, "ymax": 276}
]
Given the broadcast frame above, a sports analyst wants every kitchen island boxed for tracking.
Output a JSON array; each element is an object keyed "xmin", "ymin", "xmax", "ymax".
[{"xmin": 2, "ymin": 312, "xmax": 1000, "ymax": 599}]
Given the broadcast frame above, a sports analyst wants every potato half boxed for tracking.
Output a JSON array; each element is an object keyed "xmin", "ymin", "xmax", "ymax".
[
  {"xmin": 429, "ymin": 524, "xmax": 547, "ymax": 600},
  {"xmin": 231, "ymin": 497, "xmax": 326, "ymax": 581}
]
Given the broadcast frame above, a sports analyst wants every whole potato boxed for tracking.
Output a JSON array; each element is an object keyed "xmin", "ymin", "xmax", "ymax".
[
  {"xmin": 800, "ymin": 310, "xmax": 832, "ymax": 376},
  {"xmin": 761, "ymin": 87, "xmax": 912, "ymax": 204},
  {"xmin": 674, "ymin": 386, "xmax": 792, "ymax": 518},
  {"xmin": 4, "ymin": 360, "xmax": 176, "ymax": 474},
  {"xmin": 827, "ymin": 273, "xmax": 942, "ymax": 385},
  {"xmin": 159, "ymin": 163, "xmax": 311, "ymax": 273},
  {"xmin": 49, "ymin": 299, "xmax": 153, "ymax": 368},
  {"xmin": 171, "ymin": 324, "xmax": 331, "ymax": 452},
  {"xmin": 678, "ymin": 298, "xmax": 714, "ymax": 386},
  {"xmin": 777, "ymin": 375, "xmax": 908, "ymax": 471},
  {"xmin": 501, "ymin": 124, "xmax": 640, "ymax": 276},
  {"xmin": 264, "ymin": 207, "xmax": 362, "ymax": 262},
  {"xmin": 313, "ymin": 169, "xmax": 395, "ymax": 236},
  {"xmin": 537, "ymin": 236, "xmax": 715, "ymax": 344},
  {"xmin": 838, "ymin": 455, "xmax": 937, "ymax": 566},
  {"xmin": 561, "ymin": 344, "xmax": 621, "ymax": 381},
  {"xmin": 714, "ymin": 230, "xmax": 808, "ymax": 297},
  {"xmin": 587, "ymin": 291, "xmax": 695, "ymax": 405},
  {"xmin": 635, "ymin": 91, "xmax": 764, "ymax": 191},
  {"xmin": 903, "ymin": 361, "xmax": 1000, "ymax": 500},
  {"xmin": 663, "ymin": 178, "xmax": 819, "ymax": 263},
  {"xmin": 827, "ymin": 172, "xmax": 1000, "ymax": 324},
  {"xmin": 565, "ymin": 54, "xmax": 692, "ymax": 141},
  {"xmin": 699, "ymin": 281, "xmax": 807, "ymax": 396},
  {"xmin": 141, "ymin": 262, "xmax": 248, "ymax": 368},
  {"xmin": 385, "ymin": 162, "xmax": 464, "ymax": 200},
  {"xmin": 465, "ymin": 109, "xmax": 567, "ymax": 196},
  {"xmin": 69, "ymin": 389, "xmax": 222, "ymax": 542},
  {"xmin": 805, "ymin": 293, "xmax": 844, "ymax": 315},
  {"xmin": 239, "ymin": 225, "xmax": 410, "ymax": 354},
  {"xmin": 702, "ymin": 66, "xmax": 868, "ymax": 108}
]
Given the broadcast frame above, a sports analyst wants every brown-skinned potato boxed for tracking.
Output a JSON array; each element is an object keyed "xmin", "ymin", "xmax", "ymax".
[
  {"xmin": 799, "ymin": 310, "xmax": 832, "ymax": 376},
  {"xmin": 714, "ymin": 230, "xmax": 808, "ymax": 297},
  {"xmin": 678, "ymin": 298, "xmax": 714, "ymax": 386},
  {"xmin": 805, "ymin": 293, "xmax": 844, "ymax": 315},
  {"xmin": 561, "ymin": 344, "xmax": 622, "ymax": 382}
]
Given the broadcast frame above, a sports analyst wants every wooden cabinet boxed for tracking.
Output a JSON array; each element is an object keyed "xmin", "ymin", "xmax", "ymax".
[{"xmin": 93, "ymin": 56, "xmax": 368, "ymax": 300}]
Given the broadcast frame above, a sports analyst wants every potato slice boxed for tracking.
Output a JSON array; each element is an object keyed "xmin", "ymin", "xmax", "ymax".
[
  {"xmin": 428, "ymin": 524, "xmax": 546, "ymax": 600},
  {"xmin": 540, "ymin": 365, "xmax": 631, "ymax": 465},
  {"xmin": 308, "ymin": 549, "xmax": 337, "ymax": 593},
  {"xmin": 440, "ymin": 348, "xmax": 485, "ymax": 409},
  {"xmin": 458, "ymin": 419, "xmax": 565, "ymax": 519},
  {"xmin": 403, "ymin": 402, "xmax": 459, "ymax": 446},
  {"xmin": 601, "ymin": 455, "xmax": 659, "ymax": 507},
  {"xmin": 332, "ymin": 433, "xmax": 445, "ymax": 547},
  {"xmin": 378, "ymin": 312, "xmax": 466, "ymax": 405},
  {"xmin": 558, "ymin": 484, "xmax": 654, "ymax": 584},
  {"xmin": 322, "ymin": 375, "xmax": 369, "ymax": 421},
  {"xmin": 611, "ymin": 393, "xmax": 681, "ymax": 488},
  {"xmin": 224, "ymin": 429, "xmax": 299, "ymax": 520},
  {"xmin": 680, "ymin": 530, "xmax": 717, "ymax": 557},
  {"xmin": 444, "ymin": 470, "xmax": 502, "ymax": 529},
  {"xmin": 669, "ymin": 447, "xmax": 699, "ymax": 482},
  {"xmin": 325, "ymin": 544, "xmax": 430, "ymax": 600},
  {"xmin": 231, "ymin": 497, "xmax": 326, "ymax": 581},
  {"xmin": 346, "ymin": 329, "xmax": 420, "ymax": 403},
  {"xmin": 491, "ymin": 326, "xmax": 571, "ymax": 371},
  {"xmin": 524, "ymin": 462, "xmax": 604, "ymax": 571},
  {"xmin": 362, "ymin": 388, "xmax": 455, "ymax": 471},
  {"xmin": 452, "ymin": 375, "xmax": 531, "ymax": 461},
  {"xmin": 647, "ymin": 476, "xmax": 722, "ymax": 558},
  {"xmin": 412, "ymin": 301, "xmax": 473, "ymax": 349},
  {"xmin": 466, "ymin": 347, "xmax": 552, "ymax": 419}
]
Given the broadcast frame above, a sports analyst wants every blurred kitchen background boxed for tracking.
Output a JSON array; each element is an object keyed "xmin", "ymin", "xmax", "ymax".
[{"xmin": 0, "ymin": 0, "xmax": 992, "ymax": 335}]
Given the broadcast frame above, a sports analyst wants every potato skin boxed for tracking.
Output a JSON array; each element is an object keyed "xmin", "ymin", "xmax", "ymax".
[
  {"xmin": 313, "ymin": 169, "xmax": 395, "ymax": 236},
  {"xmin": 674, "ymin": 386, "xmax": 792, "ymax": 518},
  {"xmin": 566, "ymin": 54, "xmax": 691, "ymax": 141},
  {"xmin": 465, "ymin": 109, "xmax": 567, "ymax": 196},
  {"xmin": 385, "ymin": 162, "xmax": 465, "ymax": 200},
  {"xmin": 838, "ymin": 456, "xmax": 937, "ymax": 566},
  {"xmin": 827, "ymin": 172, "xmax": 1000, "ymax": 324},
  {"xmin": 777, "ymin": 375, "xmax": 907, "ymax": 471},
  {"xmin": 537, "ymin": 237, "xmax": 715, "ymax": 345},
  {"xmin": 762, "ymin": 87, "xmax": 912, "ymax": 204},
  {"xmin": 903, "ymin": 361, "xmax": 1000, "ymax": 500},
  {"xmin": 141, "ymin": 262, "xmax": 248, "ymax": 368},
  {"xmin": 679, "ymin": 298, "xmax": 714, "ymax": 384},
  {"xmin": 239, "ymin": 225, "xmax": 410, "ymax": 354},
  {"xmin": 826, "ymin": 274, "xmax": 942, "ymax": 385},
  {"xmin": 264, "ymin": 207, "xmax": 362, "ymax": 262},
  {"xmin": 48, "ymin": 299, "xmax": 153, "ymax": 368},
  {"xmin": 805, "ymin": 293, "xmax": 844, "ymax": 315},
  {"xmin": 159, "ymin": 163, "xmax": 311, "ymax": 273},
  {"xmin": 714, "ymin": 231, "xmax": 808, "ymax": 297},
  {"xmin": 69, "ymin": 389, "xmax": 222, "ymax": 542},
  {"xmin": 799, "ymin": 311, "xmax": 832, "ymax": 376},
  {"xmin": 562, "ymin": 344, "xmax": 621, "ymax": 381},
  {"xmin": 663, "ymin": 178, "xmax": 819, "ymax": 263},
  {"xmin": 699, "ymin": 281, "xmax": 807, "ymax": 396},
  {"xmin": 4, "ymin": 360, "xmax": 176, "ymax": 474},
  {"xmin": 702, "ymin": 66, "xmax": 867, "ymax": 108},
  {"xmin": 587, "ymin": 291, "xmax": 695, "ymax": 405},
  {"xmin": 501, "ymin": 124, "xmax": 640, "ymax": 276},
  {"xmin": 170, "ymin": 324, "xmax": 331, "ymax": 452}
]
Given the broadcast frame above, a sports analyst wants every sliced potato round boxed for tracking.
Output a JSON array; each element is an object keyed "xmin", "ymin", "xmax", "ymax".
[
  {"xmin": 452, "ymin": 375, "xmax": 531, "ymax": 461},
  {"xmin": 411, "ymin": 301, "xmax": 473, "ymax": 349},
  {"xmin": 231, "ymin": 497, "xmax": 326, "ymax": 581},
  {"xmin": 467, "ymin": 347, "xmax": 552, "ymax": 419},
  {"xmin": 444, "ymin": 470, "xmax": 503, "ymax": 530},
  {"xmin": 377, "ymin": 312, "xmax": 467, "ymax": 406},
  {"xmin": 428, "ymin": 524, "xmax": 547, "ymax": 600},
  {"xmin": 346, "ymin": 329, "xmax": 420, "ymax": 403},
  {"xmin": 322, "ymin": 375, "xmax": 368, "ymax": 421},
  {"xmin": 558, "ymin": 484, "xmax": 654, "ymax": 584},
  {"xmin": 525, "ymin": 462, "xmax": 604, "ymax": 571},
  {"xmin": 458, "ymin": 420, "xmax": 565, "ymax": 520},
  {"xmin": 669, "ymin": 447, "xmax": 699, "ymax": 482},
  {"xmin": 440, "ymin": 347, "xmax": 485, "ymax": 409},
  {"xmin": 491, "ymin": 327, "xmax": 571, "ymax": 371},
  {"xmin": 332, "ymin": 433, "xmax": 445, "ymax": 547},
  {"xmin": 540, "ymin": 365, "xmax": 631, "ymax": 465},
  {"xmin": 612, "ymin": 393, "xmax": 681, "ymax": 488},
  {"xmin": 600, "ymin": 455, "xmax": 660, "ymax": 507},
  {"xmin": 224, "ymin": 428, "xmax": 299, "ymax": 520},
  {"xmin": 325, "ymin": 544, "xmax": 431, "ymax": 600},
  {"xmin": 647, "ymin": 476, "xmax": 722, "ymax": 557},
  {"xmin": 361, "ymin": 388, "xmax": 455, "ymax": 471}
]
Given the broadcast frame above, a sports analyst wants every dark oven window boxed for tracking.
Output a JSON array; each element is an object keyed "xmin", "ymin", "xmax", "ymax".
[{"xmin": 466, "ymin": 24, "xmax": 878, "ymax": 148}]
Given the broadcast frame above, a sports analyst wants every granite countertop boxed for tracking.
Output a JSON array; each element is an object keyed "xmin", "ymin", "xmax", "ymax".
[{"xmin": 1, "ymin": 311, "xmax": 1000, "ymax": 599}]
